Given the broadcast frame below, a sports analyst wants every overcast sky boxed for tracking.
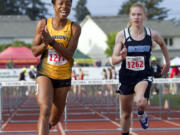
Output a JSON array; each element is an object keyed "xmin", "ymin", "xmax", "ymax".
[{"xmin": 47, "ymin": 0, "xmax": 180, "ymax": 21}]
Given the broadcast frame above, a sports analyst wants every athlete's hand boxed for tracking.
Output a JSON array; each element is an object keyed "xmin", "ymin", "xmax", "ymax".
[
  {"xmin": 161, "ymin": 63, "xmax": 170, "ymax": 77},
  {"xmin": 120, "ymin": 45, "xmax": 127, "ymax": 60},
  {"xmin": 41, "ymin": 26, "xmax": 54, "ymax": 45}
]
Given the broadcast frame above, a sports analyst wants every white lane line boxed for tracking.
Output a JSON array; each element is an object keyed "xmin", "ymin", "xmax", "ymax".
[
  {"xmin": 58, "ymin": 122, "xmax": 66, "ymax": 135},
  {"xmin": 95, "ymin": 111, "xmax": 120, "ymax": 127},
  {"xmin": 93, "ymin": 110, "xmax": 138, "ymax": 135},
  {"xmin": 162, "ymin": 120, "xmax": 180, "ymax": 127},
  {"xmin": 149, "ymin": 113, "xmax": 180, "ymax": 127},
  {"xmin": 1, "ymin": 110, "xmax": 17, "ymax": 129},
  {"xmin": 1, "ymin": 98, "xmax": 34, "ymax": 129}
]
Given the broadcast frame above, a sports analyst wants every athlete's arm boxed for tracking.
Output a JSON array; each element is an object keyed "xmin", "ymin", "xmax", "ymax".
[
  {"xmin": 52, "ymin": 23, "xmax": 81, "ymax": 60},
  {"xmin": 41, "ymin": 22, "xmax": 81, "ymax": 61},
  {"xmin": 112, "ymin": 31, "xmax": 127, "ymax": 65},
  {"xmin": 32, "ymin": 19, "xmax": 47, "ymax": 57},
  {"xmin": 151, "ymin": 30, "xmax": 170, "ymax": 75}
]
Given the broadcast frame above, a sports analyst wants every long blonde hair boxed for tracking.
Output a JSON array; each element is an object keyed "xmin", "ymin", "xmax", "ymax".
[{"xmin": 127, "ymin": 3, "xmax": 146, "ymax": 27}]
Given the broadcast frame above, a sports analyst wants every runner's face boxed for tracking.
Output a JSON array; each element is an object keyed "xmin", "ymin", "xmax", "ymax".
[
  {"xmin": 129, "ymin": 7, "xmax": 146, "ymax": 27},
  {"xmin": 53, "ymin": 0, "xmax": 72, "ymax": 19}
]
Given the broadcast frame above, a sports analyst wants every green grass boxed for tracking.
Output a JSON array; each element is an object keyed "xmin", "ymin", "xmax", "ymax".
[{"xmin": 150, "ymin": 94, "xmax": 180, "ymax": 109}]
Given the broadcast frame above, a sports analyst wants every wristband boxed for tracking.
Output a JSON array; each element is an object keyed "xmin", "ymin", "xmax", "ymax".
[{"xmin": 49, "ymin": 39, "xmax": 56, "ymax": 46}]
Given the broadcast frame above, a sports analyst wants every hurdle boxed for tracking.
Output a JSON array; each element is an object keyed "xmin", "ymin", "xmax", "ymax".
[
  {"xmin": 1, "ymin": 78, "xmax": 180, "ymax": 133},
  {"xmin": 0, "ymin": 81, "xmax": 58, "ymax": 134}
]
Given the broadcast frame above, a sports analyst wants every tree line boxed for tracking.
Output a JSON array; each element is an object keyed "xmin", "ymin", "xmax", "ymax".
[
  {"xmin": 75, "ymin": 0, "xmax": 169, "ymax": 22},
  {"xmin": 0, "ymin": 0, "xmax": 49, "ymax": 20},
  {"xmin": 0, "ymin": 0, "xmax": 169, "ymax": 22}
]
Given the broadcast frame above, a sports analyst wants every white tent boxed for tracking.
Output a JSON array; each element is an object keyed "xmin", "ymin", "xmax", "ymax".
[{"xmin": 170, "ymin": 57, "xmax": 180, "ymax": 66}]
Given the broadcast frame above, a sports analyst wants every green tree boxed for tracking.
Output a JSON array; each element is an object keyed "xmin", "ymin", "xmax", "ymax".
[
  {"xmin": 0, "ymin": 0, "xmax": 21, "ymax": 15},
  {"xmin": 0, "ymin": 41, "xmax": 31, "ymax": 52},
  {"xmin": 24, "ymin": 0, "xmax": 50, "ymax": 20},
  {"xmin": 118, "ymin": 0, "xmax": 169, "ymax": 20},
  {"xmin": 105, "ymin": 32, "xmax": 117, "ymax": 57},
  {"xmin": 73, "ymin": 0, "xmax": 91, "ymax": 23},
  {"xmin": 0, "ymin": 0, "xmax": 49, "ymax": 20}
]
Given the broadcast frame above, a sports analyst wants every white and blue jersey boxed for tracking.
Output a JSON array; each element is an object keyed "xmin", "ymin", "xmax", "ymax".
[{"xmin": 119, "ymin": 27, "xmax": 152, "ymax": 85}]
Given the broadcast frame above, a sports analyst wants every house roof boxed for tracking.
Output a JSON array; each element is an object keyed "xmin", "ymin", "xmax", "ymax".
[
  {"xmin": 83, "ymin": 15, "xmax": 180, "ymax": 37},
  {"xmin": 1, "ymin": 15, "xmax": 180, "ymax": 39},
  {"xmin": 0, "ymin": 15, "xmax": 37, "ymax": 38}
]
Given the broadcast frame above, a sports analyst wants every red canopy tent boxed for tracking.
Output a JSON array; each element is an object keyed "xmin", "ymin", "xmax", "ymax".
[{"xmin": 0, "ymin": 46, "xmax": 40, "ymax": 68}]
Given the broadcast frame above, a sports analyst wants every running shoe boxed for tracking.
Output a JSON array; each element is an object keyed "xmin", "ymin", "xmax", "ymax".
[{"xmin": 138, "ymin": 111, "xmax": 149, "ymax": 129}]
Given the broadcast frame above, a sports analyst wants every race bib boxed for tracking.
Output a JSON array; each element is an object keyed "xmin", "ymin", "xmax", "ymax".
[
  {"xmin": 126, "ymin": 56, "xmax": 145, "ymax": 71},
  {"xmin": 48, "ymin": 49, "xmax": 67, "ymax": 65}
]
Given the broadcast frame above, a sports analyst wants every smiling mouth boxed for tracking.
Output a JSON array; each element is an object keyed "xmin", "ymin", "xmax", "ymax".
[{"xmin": 60, "ymin": 11, "xmax": 69, "ymax": 16}]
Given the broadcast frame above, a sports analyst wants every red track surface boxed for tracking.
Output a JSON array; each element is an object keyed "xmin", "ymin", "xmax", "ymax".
[{"xmin": 1, "ymin": 96, "xmax": 180, "ymax": 135}]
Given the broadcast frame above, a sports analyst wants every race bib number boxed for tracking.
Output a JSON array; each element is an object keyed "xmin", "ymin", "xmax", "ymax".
[
  {"xmin": 48, "ymin": 49, "xmax": 67, "ymax": 65},
  {"xmin": 126, "ymin": 56, "xmax": 145, "ymax": 71}
]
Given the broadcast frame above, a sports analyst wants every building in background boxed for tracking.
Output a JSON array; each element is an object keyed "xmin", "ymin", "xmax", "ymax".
[
  {"xmin": 78, "ymin": 15, "xmax": 180, "ymax": 64},
  {"xmin": 1, "ymin": 15, "xmax": 180, "ymax": 65},
  {"xmin": 0, "ymin": 15, "xmax": 36, "ymax": 44}
]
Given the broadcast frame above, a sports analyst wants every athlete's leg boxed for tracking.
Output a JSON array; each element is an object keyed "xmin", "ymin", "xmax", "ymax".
[
  {"xmin": 120, "ymin": 94, "xmax": 134, "ymax": 134},
  {"xmin": 36, "ymin": 76, "xmax": 54, "ymax": 135},
  {"xmin": 134, "ymin": 81, "xmax": 150, "ymax": 129},
  {"xmin": 49, "ymin": 86, "xmax": 70, "ymax": 126},
  {"xmin": 134, "ymin": 81, "xmax": 148, "ymax": 110}
]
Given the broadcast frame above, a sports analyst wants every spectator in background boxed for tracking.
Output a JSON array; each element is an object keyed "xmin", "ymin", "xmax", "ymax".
[
  {"xmin": 111, "ymin": 66, "xmax": 117, "ymax": 79},
  {"xmin": 6, "ymin": 59, "xmax": 14, "ymax": 69},
  {"xmin": 107, "ymin": 68, "xmax": 112, "ymax": 80},
  {"xmin": 107, "ymin": 68, "xmax": 113, "ymax": 96},
  {"xmin": 29, "ymin": 65, "xmax": 37, "ymax": 80},
  {"xmin": 78, "ymin": 68, "xmax": 84, "ymax": 96},
  {"xmin": 170, "ymin": 63, "xmax": 179, "ymax": 78},
  {"xmin": 169, "ymin": 63, "xmax": 179, "ymax": 94},
  {"xmin": 19, "ymin": 67, "xmax": 26, "ymax": 81},
  {"xmin": 151, "ymin": 57, "xmax": 161, "ymax": 78},
  {"xmin": 102, "ymin": 68, "xmax": 107, "ymax": 80},
  {"xmin": 72, "ymin": 70, "xmax": 77, "ymax": 94},
  {"xmin": 72, "ymin": 70, "xmax": 77, "ymax": 80},
  {"xmin": 96, "ymin": 60, "xmax": 101, "ymax": 67},
  {"xmin": 78, "ymin": 68, "xmax": 84, "ymax": 80},
  {"xmin": 101, "ymin": 68, "xmax": 107, "ymax": 96},
  {"xmin": 105, "ymin": 57, "xmax": 113, "ymax": 66},
  {"xmin": 150, "ymin": 56, "xmax": 161, "ymax": 94}
]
